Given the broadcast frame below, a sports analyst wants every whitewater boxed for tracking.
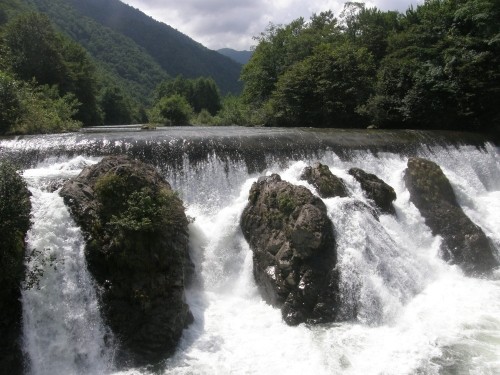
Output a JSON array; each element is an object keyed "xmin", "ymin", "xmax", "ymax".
[{"xmin": 9, "ymin": 132, "xmax": 500, "ymax": 375}]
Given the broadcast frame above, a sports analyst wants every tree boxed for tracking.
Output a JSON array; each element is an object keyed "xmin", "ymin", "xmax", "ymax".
[
  {"xmin": 241, "ymin": 12, "xmax": 341, "ymax": 106},
  {"xmin": 191, "ymin": 77, "xmax": 221, "ymax": 115},
  {"xmin": 0, "ymin": 71, "xmax": 21, "ymax": 133},
  {"xmin": 270, "ymin": 43, "xmax": 375, "ymax": 127},
  {"xmin": 99, "ymin": 86, "xmax": 133, "ymax": 125},
  {"xmin": 154, "ymin": 75, "xmax": 221, "ymax": 115},
  {"xmin": 3, "ymin": 12, "xmax": 66, "ymax": 86},
  {"xmin": 60, "ymin": 40, "xmax": 101, "ymax": 125},
  {"xmin": 154, "ymin": 94, "xmax": 193, "ymax": 125},
  {"xmin": 3, "ymin": 12, "xmax": 101, "ymax": 125},
  {"xmin": 343, "ymin": 6, "xmax": 401, "ymax": 62},
  {"xmin": 0, "ymin": 71, "xmax": 81, "ymax": 135},
  {"xmin": 365, "ymin": 0, "xmax": 500, "ymax": 131}
]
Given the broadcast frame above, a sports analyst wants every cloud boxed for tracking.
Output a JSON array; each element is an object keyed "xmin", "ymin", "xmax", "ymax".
[{"xmin": 123, "ymin": 0, "xmax": 423, "ymax": 50}]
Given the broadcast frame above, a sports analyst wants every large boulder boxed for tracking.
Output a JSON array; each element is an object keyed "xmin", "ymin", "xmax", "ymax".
[
  {"xmin": 60, "ymin": 155, "xmax": 193, "ymax": 367},
  {"xmin": 241, "ymin": 174, "xmax": 339, "ymax": 326},
  {"xmin": 404, "ymin": 157, "xmax": 498, "ymax": 275},
  {"xmin": 348, "ymin": 168, "xmax": 396, "ymax": 214},
  {"xmin": 0, "ymin": 162, "xmax": 31, "ymax": 374},
  {"xmin": 300, "ymin": 163, "xmax": 349, "ymax": 198}
]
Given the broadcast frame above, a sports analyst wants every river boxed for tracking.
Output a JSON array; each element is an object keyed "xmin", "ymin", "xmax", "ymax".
[{"xmin": 1, "ymin": 127, "xmax": 499, "ymax": 375}]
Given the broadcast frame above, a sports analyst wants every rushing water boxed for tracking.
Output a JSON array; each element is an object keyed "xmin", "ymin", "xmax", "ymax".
[{"xmin": 1, "ymin": 129, "xmax": 498, "ymax": 375}]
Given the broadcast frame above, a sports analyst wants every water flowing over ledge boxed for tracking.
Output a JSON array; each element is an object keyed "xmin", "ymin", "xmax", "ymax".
[
  {"xmin": 2, "ymin": 128, "xmax": 499, "ymax": 375},
  {"xmin": 0, "ymin": 127, "xmax": 495, "ymax": 173}
]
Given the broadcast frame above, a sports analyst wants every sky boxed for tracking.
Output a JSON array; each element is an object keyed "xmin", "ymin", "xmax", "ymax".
[{"xmin": 123, "ymin": 0, "xmax": 424, "ymax": 51}]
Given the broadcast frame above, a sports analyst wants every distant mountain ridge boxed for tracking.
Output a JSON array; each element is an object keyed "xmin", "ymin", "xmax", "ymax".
[
  {"xmin": 24, "ymin": 0, "xmax": 243, "ymax": 98},
  {"xmin": 218, "ymin": 48, "xmax": 253, "ymax": 65}
]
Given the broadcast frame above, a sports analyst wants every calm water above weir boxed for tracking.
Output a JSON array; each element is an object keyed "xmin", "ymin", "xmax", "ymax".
[{"xmin": 1, "ymin": 128, "xmax": 499, "ymax": 375}]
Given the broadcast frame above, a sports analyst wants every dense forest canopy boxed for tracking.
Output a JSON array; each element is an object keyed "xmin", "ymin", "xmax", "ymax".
[
  {"xmin": 26, "ymin": 0, "xmax": 242, "ymax": 96},
  {"xmin": 0, "ymin": 0, "xmax": 499, "ymax": 134},
  {"xmin": 242, "ymin": 0, "xmax": 500, "ymax": 133}
]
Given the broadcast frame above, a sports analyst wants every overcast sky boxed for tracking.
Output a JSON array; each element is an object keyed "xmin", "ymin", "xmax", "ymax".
[{"xmin": 123, "ymin": 0, "xmax": 423, "ymax": 51}]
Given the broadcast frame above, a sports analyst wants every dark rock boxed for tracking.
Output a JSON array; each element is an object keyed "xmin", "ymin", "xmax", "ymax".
[
  {"xmin": 300, "ymin": 163, "xmax": 349, "ymax": 198},
  {"xmin": 60, "ymin": 155, "xmax": 193, "ymax": 367},
  {"xmin": 241, "ymin": 174, "xmax": 339, "ymax": 326},
  {"xmin": 348, "ymin": 168, "xmax": 396, "ymax": 214},
  {"xmin": 404, "ymin": 157, "xmax": 498, "ymax": 275},
  {"xmin": 0, "ymin": 162, "xmax": 32, "ymax": 374}
]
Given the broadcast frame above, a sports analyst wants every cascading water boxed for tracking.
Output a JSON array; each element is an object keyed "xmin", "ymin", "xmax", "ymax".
[
  {"xmin": 1, "ymin": 128, "xmax": 498, "ymax": 375},
  {"xmin": 21, "ymin": 158, "xmax": 115, "ymax": 375}
]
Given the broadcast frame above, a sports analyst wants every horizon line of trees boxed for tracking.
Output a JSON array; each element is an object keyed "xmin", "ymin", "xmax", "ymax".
[
  {"xmin": 1, "ymin": 0, "xmax": 499, "ymax": 134},
  {"xmin": 240, "ymin": 0, "xmax": 500, "ymax": 133},
  {"xmin": 0, "ymin": 10, "xmax": 250, "ymax": 134}
]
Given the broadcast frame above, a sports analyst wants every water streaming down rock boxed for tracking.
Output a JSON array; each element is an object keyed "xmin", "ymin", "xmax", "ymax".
[
  {"xmin": 21, "ymin": 159, "xmax": 115, "ymax": 375},
  {"xmin": 1, "ymin": 128, "xmax": 499, "ymax": 375}
]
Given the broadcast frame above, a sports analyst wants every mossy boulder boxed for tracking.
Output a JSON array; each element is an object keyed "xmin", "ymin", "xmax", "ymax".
[
  {"xmin": 300, "ymin": 163, "xmax": 349, "ymax": 198},
  {"xmin": 348, "ymin": 168, "xmax": 396, "ymax": 214},
  {"xmin": 0, "ymin": 162, "xmax": 31, "ymax": 374},
  {"xmin": 404, "ymin": 157, "xmax": 498, "ymax": 275},
  {"xmin": 60, "ymin": 155, "xmax": 193, "ymax": 367},
  {"xmin": 241, "ymin": 174, "xmax": 339, "ymax": 326}
]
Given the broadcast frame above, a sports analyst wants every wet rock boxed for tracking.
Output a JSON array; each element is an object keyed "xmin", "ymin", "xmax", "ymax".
[
  {"xmin": 300, "ymin": 163, "xmax": 349, "ymax": 198},
  {"xmin": 0, "ymin": 162, "xmax": 31, "ymax": 374},
  {"xmin": 241, "ymin": 174, "xmax": 339, "ymax": 326},
  {"xmin": 348, "ymin": 168, "xmax": 396, "ymax": 214},
  {"xmin": 404, "ymin": 157, "xmax": 498, "ymax": 275},
  {"xmin": 60, "ymin": 155, "xmax": 193, "ymax": 367}
]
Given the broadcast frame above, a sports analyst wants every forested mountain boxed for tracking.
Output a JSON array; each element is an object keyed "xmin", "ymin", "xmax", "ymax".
[
  {"xmin": 218, "ymin": 48, "xmax": 253, "ymax": 65},
  {"xmin": 0, "ymin": 0, "xmax": 245, "ymax": 131},
  {"xmin": 25, "ymin": 0, "xmax": 242, "ymax": 96},
  {"xmin": 23, "ymin": 0, "xmax": 166, "ymax": 105}
]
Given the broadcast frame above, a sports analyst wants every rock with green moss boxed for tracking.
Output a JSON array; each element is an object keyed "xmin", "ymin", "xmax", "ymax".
[
  {"xmin": 348, "ymin": 168, "xmax": 396, "ymax": 214},
  {"xmin": 60, "ymin": 155, "xmax": 193, "ymax": 367},
  {"xmin": 404, "ymin": 157, "xmax": 498, "ymax": 275},
  {"xmin": 300, "ymin": 163, "xmax": 349, "ymax": 198},
  {"xmin": 241, "ymin": 174, "xmax": 339, "ymax": 326},
  {"xmin": 0, "ymin": 162, "xmax": 31, "ymax": 374}
]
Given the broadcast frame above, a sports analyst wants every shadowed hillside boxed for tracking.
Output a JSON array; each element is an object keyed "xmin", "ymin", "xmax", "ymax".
[{"xmin": 24, "ymin": 0, "xmax": 242, "ymax": 98}]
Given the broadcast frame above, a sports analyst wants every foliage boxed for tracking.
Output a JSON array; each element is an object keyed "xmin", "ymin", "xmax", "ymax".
[
  {"xmin": 367, "ymin": 0, "xmax": 500, "ymax": 131},
  {"xmin": 241, "ymin": 0, "xmax": 500, "ymax": 132},
  {"xmin": 211, "ymin": 95, "xmax": 250, "ymax": 126},
  {"xmin": 155, "ymin": 75, "xmax": 222, "ymax": 115},
  {"xmin": 193, "ymin": 109, "xmax": 214, "ymax": 125},
  {"xmin": 241, "ymin": 11, "xmax": 341, "ymax": 107},
  {"xmin": 11, "ymin": 82, "xmax": 81, "ymax": 134},
  {"xmin": 94, "ymin": 172, "xmax": 186, "ymax": 235},
  {"xmin": 0, "ymin": 71, "xmax": 81, "ymax": 134},
  {"xmin": 109, "ymin": 188, "xmax": 181, "ymax": 233},
  {"xmin": 99, "ymin": 86, "xmax": 134, "ymax": 125},
  {"xmin": 269, "ymin": 42, "xmax": 375, "ymax": 127},
  {"xmin": 0, "ymin": 71, "xmax": 22, "ymax": 132},
  {"xmin": 150, "ymin": 94, "xmax": 193, "ymax": 126},
  {"xmin": 0, "ymin": 161, "xmax": 31, "ymax": 289},
  {"xmin": 27, "ymin": 0, "xmax": 242, "ymax": 96},
  {"xmin": 94, "ymin": 173, "xmax": 129, "ymax": 220},
  {"xmin": 2, "ymin": 12, "xmax": 100, "ymax": 125}
]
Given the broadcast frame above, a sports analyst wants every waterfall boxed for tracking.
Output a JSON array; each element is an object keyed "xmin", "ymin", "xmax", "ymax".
[
  {"xmin": 0, "ymin": 129, "xmax": 497, "ymax": 374},
  {"xmin": 21, "ymin": 158, "xmax": 115, "ymax": 375}
]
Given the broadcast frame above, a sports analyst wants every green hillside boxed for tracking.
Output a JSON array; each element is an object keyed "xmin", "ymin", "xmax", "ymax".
[
  {"xmin": 24, "ymin": 0, "xmax": 167, "ymax": 104},
  {"xmin": 218, "ymin": 48, "xmax": 253, "ymax": 65},
  {"xmin": 27, "ymin": 0, "xmax": 242, "ymax": 97}
]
